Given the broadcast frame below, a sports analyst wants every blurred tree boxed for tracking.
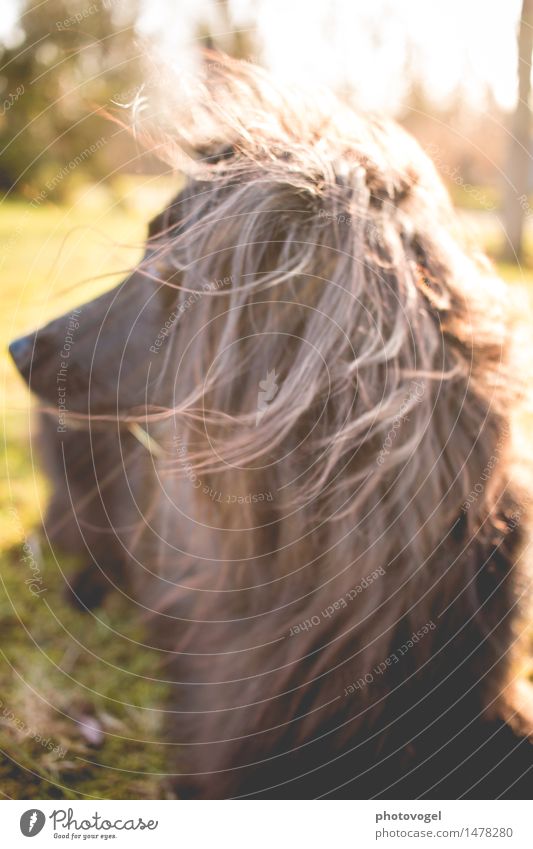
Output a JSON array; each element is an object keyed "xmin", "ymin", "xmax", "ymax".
[
  {"xmin": 0, "ymin": 0, "xmax": 141, "ymax": 197},
  {"xmin": 503, "ymin": 0, "xmax": 533, "ymax": 262},
  {"xmin": 195, "ymin": 0, "xmax": 257, "ymax": 60}
]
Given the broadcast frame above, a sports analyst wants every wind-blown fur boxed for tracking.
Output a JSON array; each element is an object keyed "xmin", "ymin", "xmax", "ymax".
[{"xmin": 10, "ymin": 56, "xmax": 533, "ymax": 798}]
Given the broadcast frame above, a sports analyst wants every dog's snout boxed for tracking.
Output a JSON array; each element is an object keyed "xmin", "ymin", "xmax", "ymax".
[{"xmin": 8, "ymin": 333, "xmax": 36, "ymax": 380}]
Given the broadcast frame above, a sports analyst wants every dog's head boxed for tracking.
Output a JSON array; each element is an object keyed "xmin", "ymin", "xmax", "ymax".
[
  {"xmin": 8, "ymin": 212, "xmax": 180, "ymax": 415},
  {"xmin": 9, "ymin": 57, "xmax": 518, "ymax": 577}
]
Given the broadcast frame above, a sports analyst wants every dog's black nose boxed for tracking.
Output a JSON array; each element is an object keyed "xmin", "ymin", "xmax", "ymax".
[{"xmin": 8, "ymin": 333, "xmax": 35, "ymax": 380}]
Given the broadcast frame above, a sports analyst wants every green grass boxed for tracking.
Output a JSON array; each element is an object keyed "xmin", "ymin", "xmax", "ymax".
[
  {"xmin": 0, "ymin": 539, "xmax": 169, "ymax": 799},
  {"xmin": 1, "ymin": 188, "xmax": 533, "ymax": 798},
  {"xmin": 1, "ymin": 184, "xmax": 176, "ymax": 799}
]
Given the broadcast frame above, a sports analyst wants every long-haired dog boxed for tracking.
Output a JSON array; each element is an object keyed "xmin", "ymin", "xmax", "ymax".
[{"xmin": 9, "ymin": 56, "xmax": 533, "ymax": 799}]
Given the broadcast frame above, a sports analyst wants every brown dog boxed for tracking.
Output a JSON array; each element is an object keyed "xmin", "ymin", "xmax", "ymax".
[{"xmin": 9, "ymin": 57, "xmax": 533, "ymax": 798}]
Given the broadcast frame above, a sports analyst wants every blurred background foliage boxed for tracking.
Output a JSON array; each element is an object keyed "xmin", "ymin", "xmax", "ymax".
[
  {"xmin": 1, "ymin": 0, "xmax": 533, "ymax": 258},
  {"xmin": 0, "ymin": 0, "xmax": 143, "ymax": 198}
]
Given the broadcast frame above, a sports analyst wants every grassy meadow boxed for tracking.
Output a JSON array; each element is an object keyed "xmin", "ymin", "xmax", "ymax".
[
  {"xmin": 1, "ymin": 185, "xmax": 533, "ymax": 798},
  {"xmin": 0, "ymin": 181, "xmax": 177, "ymax": 799}
]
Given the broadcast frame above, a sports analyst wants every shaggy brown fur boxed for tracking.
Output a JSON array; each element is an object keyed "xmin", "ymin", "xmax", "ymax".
[{"xmin": 9, "ymin": 56, "xmax": 533, "ymax": 798}]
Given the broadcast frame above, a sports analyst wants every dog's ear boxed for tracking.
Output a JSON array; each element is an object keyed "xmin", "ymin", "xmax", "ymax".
[
  {"xmin": 147, "ymin": 192, "xmax": 184, "ymax": 242},
  {"xmin": 147, "ymin": 192, "xmax": 181, "ymax": 242},
  {"xmin": 146, "ymin": 145, "xmax": 234, "ymax": 244}
]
